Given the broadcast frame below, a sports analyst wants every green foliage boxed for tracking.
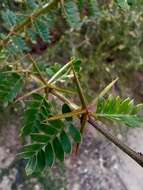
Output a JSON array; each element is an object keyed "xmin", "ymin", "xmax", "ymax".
[
  {"xmin": 116, "ymin": 0, "xmax": 129, "ymax": 9},
  {"xmin": 0, "ymin": 69, "xmax": 23, "ymax": 106},
  {"xmin": 46, "ymin": 63, "xmax": 62, "ymax": 78},
  {"xmin": 0, "ymin": 0, "xmax": 143, "ymax": 176},
  {"xmin": 21, "ymin": 93, "xmax": 51, "ymax": 136},
  {"xmin": 88, "ymin": 0, "xmax": 100, "ymax": 17},
  {"xmin": 34, "ymin": 19, "xmax": 51, "ymax": 43},
  {"xmin": 62, "ymin": 103, "xmax": 72, "ymax": 121},
  {"xmin": 63, "ymin": 0, "xmax": 81, "ymax": 29},
  {"xmin": 19, "ymin": 93, "xmax": 81, "ymax": 175},
  {"xmin": 27, "ymin": 0, "xmax": 38, "ymax": 9},
  {"xmin": 96, "ymin": 96, "xmax": 143, "ymax": 127},
  {"xmin": 1, "ymin": 9, "xmax": 17, "ymax": 29},
  {"xmin": 116, "ymin": 0, "xmax": 136, "ymax": 8}
]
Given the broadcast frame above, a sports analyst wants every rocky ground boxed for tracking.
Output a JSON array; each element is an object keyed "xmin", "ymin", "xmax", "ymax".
[{"xmin": 0, "ymin": 112, "xmax": 143, "ymax": 190}]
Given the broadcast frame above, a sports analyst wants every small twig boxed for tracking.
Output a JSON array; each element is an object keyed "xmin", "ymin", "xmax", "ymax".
[
  {"xmin": 15, "ymin": 85, "xmax": 48, "ymax": 102},
  {"xmin": 28, "ymin": 55, "xmax": 47, "ymax": 85},
  {"xmin": 28, "ymin": 54, "xmax": 50, "ymax": 96},
  {"xmin": 51, "ymin": 90, "xmax": 79, "ymax": 110},
  {"xmin": 15, "ymin": 83, "xmax": 74, "ymax": 103}
]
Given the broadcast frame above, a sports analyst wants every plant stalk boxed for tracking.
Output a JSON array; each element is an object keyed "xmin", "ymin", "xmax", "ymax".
[
  {"xmin": 50, "ymin": 89, "xmax": 143, "ymax": 168},
  {"xmin": 88, "ymin": 116, "xmax": 143, "ymax": 167},
  {"xmin": 51, "ymin": 90, "xmax": 78, "ymax": 109}
]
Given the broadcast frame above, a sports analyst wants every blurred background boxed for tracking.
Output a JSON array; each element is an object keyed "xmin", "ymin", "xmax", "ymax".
[{"xmin": 0, "ymin": 0, "xmax": 143, "ymax": 189}]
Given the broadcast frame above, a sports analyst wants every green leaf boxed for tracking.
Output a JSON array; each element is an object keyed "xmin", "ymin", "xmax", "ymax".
[
  {"xmin": 62, "ymin": 103, "xmax": 72, "ymax": 121},
  {"xmin": 46, "ymin": 64, "xmax": 62, "ymax": 78},
  {"xmin": 96, "ymin": 96, "xmax": 143, "ymax": 128},
  {"xmin": 60, "ymin": 130, "xmax": 72, "ymax": 154},
  {"xmin": 34, "ymin": 19, "xmax": 50, "ymax": 42},
  {"xmin": 17, "ymin": 151, "xmax": 34, "ymax": 159},
  {"xmin": 31, "ymin": 133, "xmax": 50, "ymax": 143},
  {"xmin": 77, "ymin": 0, "xmax": 84, "ymax": 11},
  {"xmin": 22, "ymin": 143, "xmax": 43, "ymax": 152},
  {"xmin": 27, "ymin": 29, "xmax": 37, "ymax": 43},
  {"xmin": 45, "ymin": 143, "xmax": 55, "ymax": 167},
  {"xmin": 127, "ymin": 0, "xmax": 136, "ymax": 6},
  {"xmin": 0, "ymin": 71, "xmax": 23, "ymax": 106},
  {"xmin": 12, "ymin": 36, "xmax": 30, "ymax": 53},
  {"xmin": 21, "ymin": 93, "xmax": 51, "ymax": 136},
  {"xmin": 53, "ymin": 137, "xmax": 64, "ymax": 162},
  {"xmin": 74, "ymin": 59, "xmax": 81, "ymax": 72},
  {"xmin": 36, "ymin": 149, "xmax": 46, "ymax": 173},
  {"xmin": 116, "ymin": 0, "xmax": 129, "ymax": 9},
  {"xmin": 69, "ymin": 124, "xmax": 81, "ymax": 143},
  {"xmin": 88, "ymin": 0, "xmax": 100, "ymax": 17},
  {"xmin": 27, "ymin": 0, "xmax": 38, "ymax": 9},
  {"xmin": 64, "ymin": 0, "xmax": 81, "ymax": 29},
  {"xmin": 25, "ymin": 156, "xmax": 37, "ymax": 176},
  {"xmin": 1, "ymin": 9, "xmax": 17, "ymax": 29},
  {"xmin": 39, "ymin": 124, "xmax": 58, "ymax": 135},
  {"xmin": 49, "ymin": 120, "xmax": 64, "ymax": 130}
]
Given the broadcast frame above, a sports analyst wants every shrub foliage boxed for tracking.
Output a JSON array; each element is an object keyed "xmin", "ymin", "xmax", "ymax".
[{"xmin": 0, "ymin": 0, "xmax": 143, "ymax": 175}]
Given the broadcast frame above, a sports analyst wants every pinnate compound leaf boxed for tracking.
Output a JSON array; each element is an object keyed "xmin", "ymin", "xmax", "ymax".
[
  {"xmin": 0, "ymin": 70, "xmax": 23, "ymax": 106},
  {"xmin": 1, "ymin": 9, "xmax": 17, "ymax": 29},
  {"xmin": 21, "ymin": 93, "xmax": 51, "ymax": 136},
  {"xmin": 12, "ymin": 36, "xmax": 30, "ymax": 53},
  {"xmin": 88, "ymin": 0, "xmax": 100, "ymax": 17},
  {"xmin": 64, "ymin": 0, "xmax": 81, "ymax": 29},
  {"xmin": 34, "ymin": 19, "xmax": 50, "ymax": 42},
  {"xmin": 20, "ymin": 90, "xmax": 82, "ymax": 173},
  {"xmin": 96, "ymin": 96, "xmax": 143, "ymax": 128}
]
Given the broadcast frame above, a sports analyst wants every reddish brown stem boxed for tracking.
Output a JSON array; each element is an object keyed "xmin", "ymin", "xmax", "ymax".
[{"xmin": 88, "ymin": 116, "xmax": 143, "ymax": 167}]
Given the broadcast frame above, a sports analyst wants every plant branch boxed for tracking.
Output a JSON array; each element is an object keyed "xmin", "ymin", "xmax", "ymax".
[
  {"xmin": 48, "ymin": 80, "xmax": 143, "ymax": 167},
  {"xmin": 72, "ymin": 65, "xmax": 88, "ymax": 153},
  {"xmin": 29, "ymin": 55, "xmax": 47, "ymax": 85},
  {"xmin": 28, "ymin": 54, "xmax": 50, "ymax": 95},
  {"xmin": 88, "ymin": 116, "xmax": 143, "ymax": 167},
  {"xmin": 15, "ymin": 83, "xmax": 74, "ymax": 103},
  {"xmin": 0, "ymin": 0, "xmax": 59, "ymax": 47},
  {"xmin": 47, "ymin": 88, "xmax": 143, "ymax": 167},
  {"xmin": 50, "ymin": 90, "xmax": 79, "ymax": 109},
  {"xmin": 75, "ymin": 114, "xmax": 88, "ymax": 154}
]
